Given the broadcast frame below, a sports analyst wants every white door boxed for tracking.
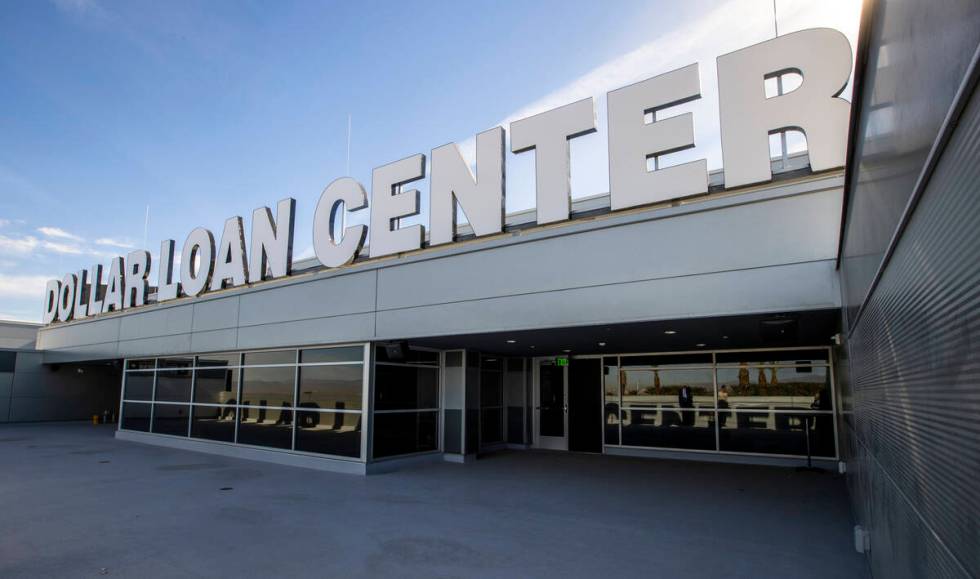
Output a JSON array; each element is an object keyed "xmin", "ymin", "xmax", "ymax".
[{"xmin": 533, "ymin": 357, "xmax": 568, "ymax": 450}]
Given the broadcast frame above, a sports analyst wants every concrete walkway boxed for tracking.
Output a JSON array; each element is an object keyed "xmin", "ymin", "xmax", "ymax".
[{"xmin": 0, "ymin": 422, "xmax": 868, "ymax": 578}]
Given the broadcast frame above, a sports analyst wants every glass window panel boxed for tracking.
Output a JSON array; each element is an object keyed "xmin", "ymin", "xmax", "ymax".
[
  {"xmin": 374, "ymin": 365, "xmax": 439, "ymax": 410},
  {"xmin": 151, "ymin": 404, "xmax": 189, "ymax": 436},
  {"xmin": 240, "ymin": 366, "xmax": 295, "ymax": 407},
  {"xmin": 194, "ymin": 368, "xmax": 239, "ymax": 405},
  {"xmin": 715, "ymin": 349, "xmax": 829, "ymax": 365},
  {"xmin": 243, "ymin": 350, "xmax": 295, "ymax": 366},
  {"xmin": 373, "ymin": 411, "xmax": 438, "ymax": 458},
  {"xmin": 196, "ymin": 353, "xmax": 240, "ymax": 367},
  {"xmin": 300, "ymin": 346, "xmax": 363, "ymax": 364},
  {"xmin": 481, "ymin": 408, "xmax": 503, "ymax": 444},
  {"xmin": 604, "ymin": 361, "xmax": 620, "ymax": 445},
  {"xmin": 124, "ymin": 372, "xmax": 154, "ymax": 401},
  {"xmin": 295, "ymin": 410, "xmax": 361, "ymax": 457},
  {"xmin": 190, "ymin": 404, "xmax": 237, "ymax": 442},
  {"xmin": 375, "ymin": 346, "xmax": 439, "ymax": 365},
  {"xmin": 297, "ymin": 364, "xmax": 362, "ymax": 411},
  {"xmin": 121, "ymin": 402, "xmax": 151, "ymax": 432},
  {"xmin": 621, "ymin": 408, "xmax": 716, "ymax": 451},
  {"xmin": 716, "ymin": 366, "xmax": 831, "ymax": 411},
  {"xmin": 237, "ymin": 407, "xmax": 294, "ymax": 449},
  {"xmin": 621, "ymin": 368, "xmax": 714, "ymax": 409},
  {"xmin": 0, "ymin": 351, "xmax": 14, "ymax": 373},
  {"xmin": 480, "ymin": 368, "xmax": 503, "ymax": 407},
  {"xmin": 481, "ymin": 357, "xmax": 503, "ymax": 371},
  {"xmin": 154, "ymin": 369, "xmax": 193, "ymax": 402},
  {"xmin": 157, "ymin": 357, "xmax": 193, "ymax": 370},
  {"xmin": 126, "ymin": 359, "xmax": 155, "ymax": 370},
  {"xmin": 719, "ymin": 411, "xmax": 834, "ymax": 457},
  {"xmin": 620, "ymin": 353, "xmax": 712, "ymax": 367}
]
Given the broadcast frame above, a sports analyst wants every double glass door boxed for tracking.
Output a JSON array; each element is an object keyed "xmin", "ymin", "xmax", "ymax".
[{"xmin": 533, "ymin": 358, "xmax": 568, "ymax": 450}]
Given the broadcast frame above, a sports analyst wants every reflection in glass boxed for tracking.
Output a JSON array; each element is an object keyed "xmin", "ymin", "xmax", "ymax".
[
  {"xmin": 124, "ymin": 372, "xmax": 154, "ymax": 401},
  {"xmin": 126, "ymin": 359, "xmax": 155, "ymax": 370},
  {"xmin": 151, "ymin": 403, "xmax": 189, "ymax": 436},
  {"xmin": 190, "ymin": 404, "xmax": 236, "ymax": 442},
  {"xmin": 301, "ymin": 346, "xmax": 363, "ymax": 364},
  {"xmin": 373, "ymin": 411, "xmax": 438, "ymax": 458},
  {"xmin": 196, "ymin": 353, "xmax": 240, "ymax": 367},
  {"xmin": 295, "ymin": 410, "xmax": 360, "ymax": 457},
  {"xmin": 374, "ymin": 345, "xmax": 439, "ymax": 365},
  {"xmin": 374, "ymin": 365, "xmax": 438, "ymax": 410},
  {"xmin": 481, "ymin": 408, "xmax": 503, "ymax": 444},
  {"xmin": 242, "ymin": 350, "xmax": 295, "ymax": 366},
  {"xmin": 715, "ymin": 349, "xmax": 829, "ymax": 365},
  {"xmin": 604, "ymin": 360, "xmax": 620, "ymax": 445},
  {"xmin": 297, "ymin": 364, "xmax": 362, "ymax": 410},
  {"xmin": 154, "ymin": 369, "xmax": 193, "ymax": 402},
  {"xmin": 621, "ymin": 408, "xmax": 716, "ymax": 450},
  {"xmin": 719, "ymin": 411, "xmax": 834, "ymax": 457},
  {"xmin": 621, "ymin": 368, "xmax": 714, "ymax": 409},
  {"xmin": 237, "ymin": 407, "xmax": 293, "ymax": 449},
  {"xmin": 194, "ymin": 368, "xmax": 239, "ymax": 404},
  {"xmin": 620, "ymin": 353, "xmax": 712, "ymax": 367},
  {"xmin": 539, "ymin": 363, "xmax": 564, "ymax": 437},
  {"xmin": 715, "ymin": 366, "xmax": 830, "ymax": 411},
  {"xmin": 157, "ymin": 357, "xmax": 193, "ymax": 370},
  {"xmin": 121, "ymin": 402, "xmax": 151, "ymax": 431},
  {"xmin": 240, "ymin": 366, "xmax": 295, "ymax": 407}
]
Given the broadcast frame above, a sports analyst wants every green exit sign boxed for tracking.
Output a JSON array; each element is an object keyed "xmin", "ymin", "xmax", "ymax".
[{"xmin": 555, "ymin": 357, "xmax": 569, "ymax": 366}]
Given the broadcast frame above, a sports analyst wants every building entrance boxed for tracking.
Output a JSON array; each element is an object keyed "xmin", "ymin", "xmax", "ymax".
[{"xmin": 532, "ymin": 358, "xmax": 567, "ymax": 450}]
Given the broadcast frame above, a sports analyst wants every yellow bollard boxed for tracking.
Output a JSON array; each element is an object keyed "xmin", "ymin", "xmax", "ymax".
[{"xmin": 92, "ymin": 414, "xmax": 100, "ymax": 425}]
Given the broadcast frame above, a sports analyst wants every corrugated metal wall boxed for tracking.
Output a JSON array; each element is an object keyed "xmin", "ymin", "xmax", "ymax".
[{"xmin": 839, "ymin": 1, "xmax": 980, "ymax": 572}]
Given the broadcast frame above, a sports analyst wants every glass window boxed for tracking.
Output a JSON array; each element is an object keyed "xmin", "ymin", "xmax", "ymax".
[
  {"xmin": 124, "ymin": 372, "xmax": 154, "ymax": 401},
  {"xmin": 240, "ymin": 366, "xmax": 295, "ymax": 407},
  {"xmin": 620, "ymin": 353, "xmax": 712, "ymax": 367},
  {"xmin": 719, "ymin": 411, "xmax": 834, "ymax": 457},
  {"xmin": 481, "ymin": 408, "xmax": 503, "ymax": 444},
  {"xmin": 715, "ymin": 349, "xmax": 829, "ymax": 365},
  {"xmin": 190, "ymin": 404, "xmax": 236, "ymax": 442},
  {"xmin": 295, "ymin": 410, "xmax": 361, "ymax": 457},
  {"xmin": 121, "ymin": 402, "xmax": 151, "ymax": 431},
  {"xmin": 297, "ymin": 364, "xmax": 362, "ymax": 411},
  {"xmin": 243, "ymin": 350, "xmax": 295, "ymax": 366},
  {"xmin": 126, "ymin": 359, "xmax": 155, "ymax": 370},
  {"xmin": 151, "ymin": 404, "xmax": 189, "ymax": 436},
  {"xmin": 603, "ymin": 359, "xmax": 620, "ymax": 445},
  {"xmin": 157, "ymin": 357, "xmax": 192, "ymax": 370},
  {"xmin": 194, "ymin": 368, "xmax": 239, "ymax": 405},
  {"xmin": 374, "ymin": 364, "xmax": 439, "ymax": 410},
  {"xmin": 715, "ymin": 366, "xmax": 830, "ymax": 411},
  {"xmin": 300, "ymin": 346, "xmax": 363, "ymax": 364},
  {"xmin": 621, "ymin": 368, "xmax": 714, "ymax": 409},
  {"xmin": 621, "ymin": 408, "xmax": 716, "ymax": 451},
  {"xmin": 375, "ymin": 345, "xmax": 439, "ymax": 365},
  {"xmin": 196, "ymin": 353, "xmax": 240, "ymax": 367},
  {"xmin": 237, "ymin": 406, "xmax": 293, "ymax": 449},
  {"xmin": 154, "ymin": 369, "xmax": 193, "ymax": 403},
  {"xmin": 373, "ymin": 411, "xmax": 438, "ymax": 458}
]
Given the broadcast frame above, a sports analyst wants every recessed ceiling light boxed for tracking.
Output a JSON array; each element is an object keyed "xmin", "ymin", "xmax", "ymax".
[
  {"xmin": 722, "ymin": 335, "xmax": 729, "ymax": 340},
  {"xmin": 664, "ymin": 330, "xmax": 677, "ymax": 335},
  {"xmin": 563, "ymin": 349, "xmax": 571, "ymax": 353},
  {"xmin": 530, "ymin": 345, "xmax": 535, "ymax": 349},
  {"xmin": 696, "ymin": 343, "xmax": 706, "ymax": 347},
  {"xmin": 598, "ymin": 342, "xmax": 606, "ymax": 347},
  {"xmin": 506, "ymin": 339, "xmax": 516, "ymax": 344}
]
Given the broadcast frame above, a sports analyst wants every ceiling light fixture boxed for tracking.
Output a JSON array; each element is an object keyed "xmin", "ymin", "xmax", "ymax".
[
  {"xmin": 506, "ymin": 339, "xmax": 516, "ymax": 344},
  {"xmin": 562, "ymin": 349, "xmax": 571, "ymax": 353},
  {"xmin": 696, "ymin": 343, "xmax": 706, "ymax": 347},
  {"xmin": 664, "ymin": 330, "xmax": 677, "ymax": 335},
  {"xmin": 598, "ymin": 342, "xmax": 606, "ymax": 347}
]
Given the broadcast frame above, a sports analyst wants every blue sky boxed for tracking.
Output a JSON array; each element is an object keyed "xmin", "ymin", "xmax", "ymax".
[{"xmin": 0, "ymin": 0, "xmax": 860, "ymax": 322}]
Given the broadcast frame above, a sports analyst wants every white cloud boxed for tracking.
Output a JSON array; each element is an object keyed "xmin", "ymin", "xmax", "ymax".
[
  {"xmin": 0, "ymin": 274, "xmax": 53, "ymax": 300},
  {"xmin": 95, "ymin": 237, "xmax": 137, "ymax": 249},
  {"xmin": 40, "ymin": 240, "xmax": 85, "ymax": 255},
  {"xmin": 0, "ymin": 219, "xmax": 10, "ymax": 228},
  {"xmin": 0, "ymin": 234, "xmax": 39, "ymax": 254},
  {"xmin": 38, "ymin": 226, "xmax": 83, "ymax": 241}
]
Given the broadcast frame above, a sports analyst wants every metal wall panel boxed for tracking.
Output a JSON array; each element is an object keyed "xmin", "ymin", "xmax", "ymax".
[
  {"xmin": 841, "ymin": 75, "xmax": 980, "ymax": 578},
  {"xmin": 36, "ymin": 174, "xmax": 844, "ymax": 361},
  {"xmin": 839, "ymin": 0, "xmax": 980, "ymax": 325}
]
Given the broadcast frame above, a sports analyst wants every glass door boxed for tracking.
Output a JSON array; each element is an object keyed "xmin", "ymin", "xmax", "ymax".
[{"xmin": 533, "ymin": 358, "xmax": 568, "ymax": 450}]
